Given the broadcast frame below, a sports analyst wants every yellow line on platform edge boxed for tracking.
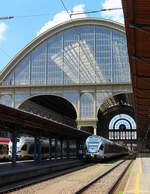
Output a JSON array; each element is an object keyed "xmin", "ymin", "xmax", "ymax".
[
  {"xmin": 139, "ymin": 158, "xmax": 142, "ymax": 174},
  {"xmin": 135, "ymin": 158, "xmax": 142, "ymax": 194},
  {"xmin": 136, "ymin": 172, "xmax": 139, "ymax": 194}
]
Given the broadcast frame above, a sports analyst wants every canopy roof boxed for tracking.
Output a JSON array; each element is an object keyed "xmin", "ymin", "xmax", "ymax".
[
  {"xmin": 0, "ymin": 104, "xmax": 90, "ymax": 140},
  {"xmin": 122, "ymin": 0, "xmax": 150, "ymax": 138}
]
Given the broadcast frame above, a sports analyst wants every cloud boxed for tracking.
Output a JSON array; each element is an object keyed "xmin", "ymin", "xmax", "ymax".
[
  {"xmin": 0, "ymin": 23, "xmax": 7, "ymax": 41},
  {"xmin": 37, "ymin": 4, "xmax": 86, "ymax": 36},
  {"xmin": 101, "ymin": 0, "xmax": 124, "ymax": 24}
]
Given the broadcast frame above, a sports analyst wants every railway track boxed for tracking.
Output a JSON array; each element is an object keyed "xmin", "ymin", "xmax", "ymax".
[
  {"xmin": 75, "ymin": 159, "xmax": 133, "ymax": 194},
  {"xmin": 0, "ymin": 161, "xmax": 94, "ymax": 194},
  {"xmin": 5, "ymin": 158, "xmax": 134, "ymax": 194}
]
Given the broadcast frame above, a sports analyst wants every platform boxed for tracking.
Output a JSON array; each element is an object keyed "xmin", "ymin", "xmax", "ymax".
[
  {"xmin": 124, "ymin": 154, "xmax": 150, "ymax": 194},
  {"xmin": 0, "ymin": 159, "xmax": 84, "ymax": 192}
]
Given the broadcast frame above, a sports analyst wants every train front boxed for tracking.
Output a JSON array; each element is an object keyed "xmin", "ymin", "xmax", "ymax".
[{"xmin": 85, "ymin": 136, "xmax": 104, "ymax": 160}]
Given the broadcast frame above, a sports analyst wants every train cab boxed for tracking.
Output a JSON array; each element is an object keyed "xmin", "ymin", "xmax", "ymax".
[{"xmin": 85, "ymin": 135, "xmax": 129, "ymax": 161}]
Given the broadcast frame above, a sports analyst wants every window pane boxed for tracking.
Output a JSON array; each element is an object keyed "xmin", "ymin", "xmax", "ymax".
[
  {"xmin": 80, "ymin": 93, "xmax": 94, "ymax": 117},
  {"xmin": 31, "ymin": 43, "xmax": 47, "ymax": 85}
]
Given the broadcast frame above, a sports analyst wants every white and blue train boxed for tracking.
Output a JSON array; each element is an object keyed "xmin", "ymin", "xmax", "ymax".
[
  {"xmin": 8, "ymin": 136, "xmax": 77, "ymax": 159},
  {"xmin": 85, "ymin": 135, "xmax": 128, "ymax": 160},
  {"xmin": 8, "ymin": 137, "xmax": 50, "ymax": 159}
]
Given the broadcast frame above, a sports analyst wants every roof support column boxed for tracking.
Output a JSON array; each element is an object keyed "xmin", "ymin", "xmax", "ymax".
[
  {"xmin": 66, "ymin": 137, "xmax": 70, "ymax": 159},
  {"xmin": 60, "ymin": 139, "xmax": 63, "ymax": 160},
  {"xmin": 34, "ymin": 137, "xmax": 41, "ymax": 162},
  {"xmin": 34, "ymin": 137, "xmax": 38, "ymax": 162},
  {"xmin": 37, "ymin": 138, "xmax": 42, "ymax": 162},
  {"xmin": 76, "ymin": 140, "xmax": 80, "ymax": 159},
  {"xmin": 12, "ymin": 131, "xmax": 17, "ymax": 165},
  {"xmin": 49, "ymin": 138, "xmax": 52, "ymax": 160},
  {"xmin": 55, "ymin": 138, "xmax": 58, "ymax": 160}
]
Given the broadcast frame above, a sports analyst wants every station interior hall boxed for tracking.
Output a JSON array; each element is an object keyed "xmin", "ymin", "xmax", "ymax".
[
  {"xmin": 1, "ymin": 0, "xmax": 150, "ymax": 193},
  {"xmin": 0, "ymin": 17, "xmax": 139, "ymax": 152},
  {"xmin": 0, "ymin": 0, "xmax": 150, "ymax": 161}
]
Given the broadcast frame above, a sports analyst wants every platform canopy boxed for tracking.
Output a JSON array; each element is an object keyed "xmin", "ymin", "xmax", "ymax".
[
  {"xmin": 122, "ymin": 0, "xmax": 150, "ymax": 139},
  {"xmin": 0, "ymin": 104, "xmax": 90, "ymax": 140}
]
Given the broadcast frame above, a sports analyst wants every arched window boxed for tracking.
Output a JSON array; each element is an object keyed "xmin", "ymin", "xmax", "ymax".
[
  {"xmin": 2, "ymin": 23, "xmax": 130, "ymax": 86},
  {"xmin": 109, "ymin": 114, "xmax": 136, "ymax": 130},
  {"xmin": 109, "ymin": 114, "xmax": 136, "ymax": 140},
  {"xmin": 80, "ymin": 93, "xmax": 94, "ymax": 117}
]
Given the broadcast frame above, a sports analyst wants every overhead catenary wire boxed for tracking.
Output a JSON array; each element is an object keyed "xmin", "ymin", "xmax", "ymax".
[
  {"xmin": 0, "ymin": 7, "xmax": 122, "ymax": 20},
  {"xmin": 59, "ymin": 0, "xmax": 72, "ymax": 20},
  {"xmin": 0, "ymin": 16, "xmax": 14, "ymax": 20},
  {"xmin": 0, "ymin": 13, "xmax": 59, "ymax": 20},
  {"xmin": 70, "ymin": 8, "xmax": 122, "ymax": 17},
  {"xmin": 0, "ymin": 48, "xmax": 11, "ymax": 59}
]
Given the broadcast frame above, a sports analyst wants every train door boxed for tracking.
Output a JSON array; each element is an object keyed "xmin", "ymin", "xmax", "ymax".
[
  {"xmin": 0, "ymin": 138, "xmax": 10, "ymax": 160},
  {"xmin": 0, "ymin": 144, "xmax": 9, "ymax": 159}
]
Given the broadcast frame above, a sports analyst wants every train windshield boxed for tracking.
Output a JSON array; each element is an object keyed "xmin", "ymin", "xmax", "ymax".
[{"xmin": 88, "ymin": 142, "xmax": 99, "ymax": 148}]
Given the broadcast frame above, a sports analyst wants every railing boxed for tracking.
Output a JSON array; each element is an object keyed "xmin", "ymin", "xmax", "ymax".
[
  {"xmin": 109, "ymin": 129, "xmax": 137, "ymax": 140},
  {"xmin": 0, "ymin": 79, "xmax": 131, "ymax": 87}
]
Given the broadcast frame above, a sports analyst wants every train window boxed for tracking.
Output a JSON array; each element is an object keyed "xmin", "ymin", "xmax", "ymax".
[
  {"xmin": 29, "ymin": 144, "xmax": 34, "ymax": 154},
  {"xmin": 100, "ymin": 144, "xmax": 104, "ymax": 150},
  {"xmin": 45, "ymin": 147, "xmax": 49, "ymax": 154},
  {"xmin": 42, "ymin": 146, "xmax": 49, "ymax": 154},
  {"xmin": 21, "ymin": 144, "xmax": 27, "ymax": 151},
  {"xmin": 0, "ymin": 145, "xmax": 2, "ymax": 154}
]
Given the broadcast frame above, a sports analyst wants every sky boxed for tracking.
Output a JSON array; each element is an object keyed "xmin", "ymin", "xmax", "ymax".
[{"xmin": 0, "ymin": 0, "xmax": 124, "ymax": 71}]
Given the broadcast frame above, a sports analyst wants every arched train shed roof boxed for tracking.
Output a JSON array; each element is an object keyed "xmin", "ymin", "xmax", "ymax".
[{"xmin": 0, "ymin": 18, "xmax": 125, "ymax": 81}]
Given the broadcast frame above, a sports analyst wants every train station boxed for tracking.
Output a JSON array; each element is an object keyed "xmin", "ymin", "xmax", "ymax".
[
  {"xmin": 0, "ymin": 17, "xmax": 136, "ymax": 147},
  {"xmin": 0, "ymin": 0, "xmax": 150, "ymax": 193}
]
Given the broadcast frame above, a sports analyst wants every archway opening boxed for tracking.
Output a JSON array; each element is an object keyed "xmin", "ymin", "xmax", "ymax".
[
  {"xmin": 19, "ymin": 95, "xmax": 77, "ymax": 127},
  {"xmin": 97, "ymin": 104, "xmax": 136, "ymax": 150},
  {"xmin": 97, "ymin": 93, "xmax": 137, "ymax": 149}
]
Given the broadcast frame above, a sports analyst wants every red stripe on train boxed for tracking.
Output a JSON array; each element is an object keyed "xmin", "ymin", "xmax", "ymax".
[{"xmin": 0, "ymin": 139, "xmax": 10, "ymax": 144}]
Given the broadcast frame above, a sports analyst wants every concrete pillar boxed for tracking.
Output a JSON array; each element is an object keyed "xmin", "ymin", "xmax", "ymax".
[
  {"xmin": 93, "ymin": 90, "xmax": 97, "ymax": 118},
  {"xmin": 94, "ymin": 126, "xmax": 97, "ymax": 135},
  {"xmin": 12, "ymin": 93, "xmax": 15, "ymax": 108},
  {"xmin": 12, "ymin": 132, "xmax": 17, "ymax": 165},
  {"xmin": 77, "ymin": 91, "xmax": 81, "ymax": 121}
]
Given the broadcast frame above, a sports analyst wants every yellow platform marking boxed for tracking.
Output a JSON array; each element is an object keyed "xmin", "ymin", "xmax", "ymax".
[
  {"xmin": 136, "ymin": 173, "xmax": 139, "ymax": 194},
  {"xmin": 139, "ymin": 158, "xmax": 142, "ymax": 174},
  {"xmin": 135, "ymin": 158, "xmax": 142, "ymax": 194}
]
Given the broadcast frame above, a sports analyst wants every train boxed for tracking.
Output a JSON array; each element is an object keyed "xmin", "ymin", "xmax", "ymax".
[
  {"xmin": 9, "ymin": 137, "xmax": 50, "ymax": 159},
  {"xmin": 0, "ymin": 138, "xmax": 10, "ymax": 160},
  {"xmin": 8, "ymin": 136, "xmax": 77, "ymax": 159},
  {"xmin": 84, "ymin": 135, "xmax": 129, "ymax": 160}
]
